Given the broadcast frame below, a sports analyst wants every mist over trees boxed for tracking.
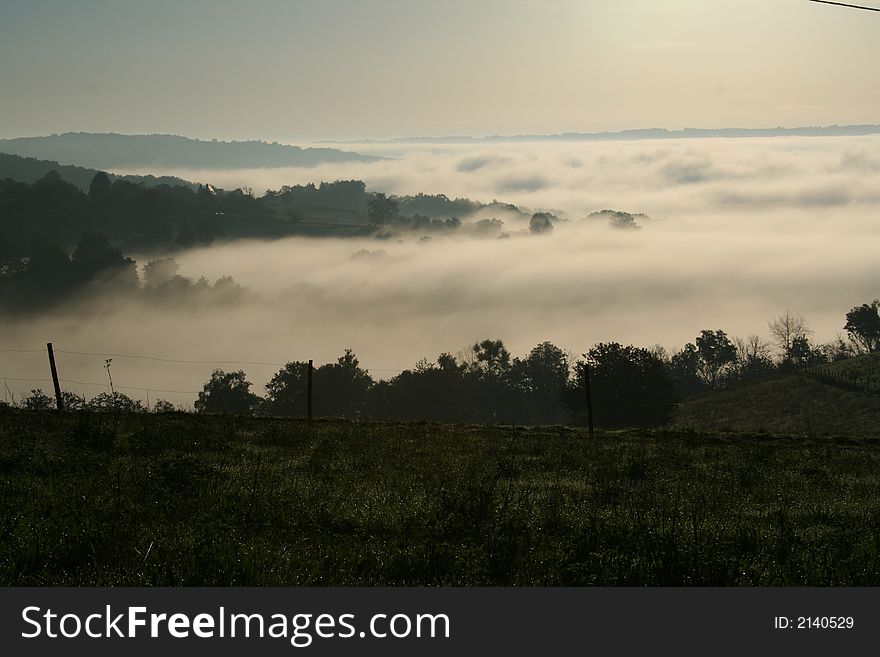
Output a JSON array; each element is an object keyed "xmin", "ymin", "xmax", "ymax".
[
  {"xmin": 529, "ymin": 212, "xmax": 555, "ymax": 234},
  {"xmin": 5, "ymin": 297, "xmax": 875, "ymax": 427},
  {"xmin": 0, "ymin": 169, "xmax": 567, "ymax": 265},
  {"xmin": 1, "ymin": 159, "xmax": 641, "ymax": 262},
  {"xmin": 588, "ymin": 210, "xmax": 646, "ymax": 230},
  {"xmin": 183, "ymin": 307, "xmax": 874, "ymax": 428},
  {"xmin": 0, "ymin": 227, "xmax": 244, "ymax": 312},
  {"xmin": 0, "ymin": 171, "xmax": 231, "ymax": 256},
  {"xmin": 1, "ymin": 169, "xmax": 632, "ymax": 311},
  {"xmin": 3, "ymin": 153, "xmax": 878, "ymax": 431}
]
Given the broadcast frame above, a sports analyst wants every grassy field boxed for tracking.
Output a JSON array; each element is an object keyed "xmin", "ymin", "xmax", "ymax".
[
  {"xmin": 821, "ymin": 353, "xmax": 880, "ymax": 388},
  {"xmin": 2, "ymin": 408, "xmax": 880, "ymax": 586}
]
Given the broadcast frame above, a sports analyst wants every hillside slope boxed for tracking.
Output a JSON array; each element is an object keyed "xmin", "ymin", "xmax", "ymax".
[
  {"xmin": 0, "ymin": 152, "xmax": 198, "ymax": 191},
  {"xmin": 675, "ymin": 358, "xmax": 880, "ymax": 437},
  {"xmin": 0, "ymin": 133, "xmax": 378, "ymax": 170}
]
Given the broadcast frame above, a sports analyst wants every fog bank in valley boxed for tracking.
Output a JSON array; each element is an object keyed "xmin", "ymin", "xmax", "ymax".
[
  {"xmin": 3, "ymin": 136, "xmax": 878, "ymax": 405},
  {"xmin": 119, "ymin": 136, "xmax": 880, "ymax": 218}
]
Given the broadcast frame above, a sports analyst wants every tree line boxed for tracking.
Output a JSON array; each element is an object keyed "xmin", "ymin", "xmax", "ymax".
[
  {"xmin": 0, "ymin": 172, "xmax": 613, "ymax": 312},
  {"xmin": 0, "ymin": 171, "xmax": 538, "ymax": 267},
  {"xmin": 190, "ymin": 309, "xmax": 879, "ymax": 427},
  {"xmin": 0, "ymin": 231, "xmax": 244, "ymax": 311},
  {"xmin": 8, "ymin": 303, "xmax": 879, "ymax": 426}
]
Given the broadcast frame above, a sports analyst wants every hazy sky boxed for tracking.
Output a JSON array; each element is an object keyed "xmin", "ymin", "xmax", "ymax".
[{"xmin": 1, "ymin": 0, "xmax": 878, "ymax": 140}]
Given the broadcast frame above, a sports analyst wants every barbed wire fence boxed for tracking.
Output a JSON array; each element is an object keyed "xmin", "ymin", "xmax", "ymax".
[
  {"xmin": 0, "ymin": 344, "xmax": 408, "ymax": 412},
  {"xmin": 800, "ymin": 363, "xmax": 880, "ymax": 394},
  {"xmin": 1, "ymin": 343, "xmax": 600, "ymax": 427},
  {"xmin": 4, "ymin": 341, "xmax": 876, "ymax": 430}
]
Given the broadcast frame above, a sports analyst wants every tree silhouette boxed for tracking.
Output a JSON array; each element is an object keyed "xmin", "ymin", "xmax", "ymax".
[
  {"xmin": 733, "ymin": 335, "xmax": 775, "ymax": 380},
  {"xmin": 89, "ymin": 391, "xmax": 145, "ymax": 413},
  {"xmin": 60, "ymin": 391, "xmax": 87, "ymax": 411},
  {"xmin": 265, "ymin": 360, "xmax": 311, "ymax": 417},
  {"xmin": 153, "ymin": 399, "xmax": 176, "ymax": 413},
  {"xmin": 266, "ymin": 350, "xmax": 373, "ymax": 418},
  {"xmin": 571, "ymin": 343, "xmax": 677, "ymax": 428},
  {"xmin": 22, "ymin": 389, "xmax": 53, "ymax": 410},
  {"xmin": 195, "ymin": 370, "xmax": 259, "ymax": 415},
  {"xmin": 670, "ymin": 343, "xmax": 708, "ymax": 396},
  {"xmin": 88, "ymin": 171, "xmax": 112, "ymax": 202},
  {"xmin": 367, "ymin": 193, "xmax": 399, "ymax": 226},
  {"xmin": 789, "ymin": 335, "xmax": 825, "ymax": 366},
  {"xmin": 472, "ymin": 338, "xmax": 512, "ymax": 377},
  {"xmin": 16, "ymin": 238, "xmax": 72, "ymax": 304},
  {"xmin": 769, "ymin": 311, "xmax": 811, "ymax": 364},
  {"xmin": 844, "ymin": 300, "xmax": 880, "ymax": 354},
  {"xmin": 143, "ymin": 257, "xmax": 181, "ymax": 287},
  {"xmin": 515, "ymin": 342, "xmax": 569, "ymax": 424},
  {"xmin": 366, "ymin": 351, "xmax": 489, "ymax": 423},
  {"xmin": 313, "ymin": 349, "xmax": 373, "ymax": 418},
  {"xmin": 529, "ymin": 212, "xmax": 554, "ymax": 234},
  {"xmin": 70, "ymin": 233, "xmax": 138, "ymax": 288},
  {"xmin": 694, "ymin": 329, "xmax": 737, "ymax": 388}
]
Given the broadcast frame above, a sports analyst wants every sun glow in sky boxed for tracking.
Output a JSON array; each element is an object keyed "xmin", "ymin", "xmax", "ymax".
[{"xmin": 1, "ymin": 0, "xmax": 878, "ymax": 140}]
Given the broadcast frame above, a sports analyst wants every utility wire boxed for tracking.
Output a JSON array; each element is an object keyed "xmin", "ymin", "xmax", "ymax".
[
  {"xmin": 3, "ymin": 344, "xmax": 404, "ymax": 403},
  {"xmin": 2, "ymin": 376, "xmax": 51, "ymax": 383},
  {"xmin": 4, "ymin": 344, "xmax": 410, "ymax": 382},
  {"xmin": 54, "ymin": 348, "xmax": 405, "ymax": 372},
  {"xmin": 0, "ymin": 376, "xmax": 197, "ymax": 395},
  {"xmin": 63, "ymin": 379, "xmax": 197, "ymax": 395},
  {"xmin": 56, "ymin": 349, "xmax": 287, "ymax": 367},
  {"xmin": 808, "ymin": 0, "xmax": 880, "ymax": 11}
]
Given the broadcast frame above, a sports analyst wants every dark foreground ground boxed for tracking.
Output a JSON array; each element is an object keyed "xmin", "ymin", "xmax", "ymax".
[{"xmin": 2, "ymin": 409, "xmax": 880, "ymax": 585}]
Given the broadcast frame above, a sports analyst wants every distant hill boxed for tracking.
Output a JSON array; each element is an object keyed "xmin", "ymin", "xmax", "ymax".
[
  {"xmin": 0, "ymin": 133, "xmax": 380, "ymax": 170},
  {"xmin": 675, "ymin": 354, "xmax": 880, "ymax": 437},
  {"xmin": 0, "ymin": 152, "xmax": 198, "ymax": 191},
  {"xmin": 337, "ymin": 124, "xmax": 880, "ymax": 144}
]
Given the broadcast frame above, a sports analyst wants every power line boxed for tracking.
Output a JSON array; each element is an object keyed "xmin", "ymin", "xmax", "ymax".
[
  {"xmin": 5, "ymin": 344, "xmax": 409, "ymax": 384},
  {"xmin": 2, "ymin": 376, "xmax": 51, "ymax": 383},
  {"xmin": 114, "ymin": 386, "xmax": 198, "ymax": 395},
  {"xmin": 56, "ymin": 349, "xmax": 287, "ymax": 367},
  {"xmin": 54, "ymin": 348, "xmax": 406, "ymax": 373},
  {"xmin": 3, "ymin": 343, "xmax": 410, "ymax": 409},
  {"xmin": 808, "ymin": 0, "xmax": 880, "ymax": 11},
  {"xmin": 0, "ymin": 376, "xmax": 197, "ymax": 395},
  {"xmin": 62, "ymin": 379, "xmax": 197, "ymax": 394}
]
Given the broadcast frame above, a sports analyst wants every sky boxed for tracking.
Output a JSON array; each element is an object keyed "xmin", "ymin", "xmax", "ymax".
[{"xmin": 1, "ymin": 0, "xmax": 878, "ymax": 141}]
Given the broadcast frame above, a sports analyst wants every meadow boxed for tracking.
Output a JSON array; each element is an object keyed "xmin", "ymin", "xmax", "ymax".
[{"xmin": 2, "ymin": 408, "xmax": 880, "ymax": 586}]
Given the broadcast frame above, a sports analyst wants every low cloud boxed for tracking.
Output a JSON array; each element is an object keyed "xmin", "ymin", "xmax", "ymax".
[
  {"xmin": 495, "ymin": 175, "xmax": 548, "ymax": 193},
  {"xmin": 456, "ymin": 154, "xmax": 506, "ymax": 172},
  {"xmin": 4, "ymin": 136, "xmax": 879, "ymax": 404}
]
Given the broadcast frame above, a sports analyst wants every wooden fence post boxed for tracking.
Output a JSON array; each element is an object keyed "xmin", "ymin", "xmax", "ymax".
[
  {"xmin": 46, "ymin": 342, "xmax": 64, "ymax": 412},
  {"xmin": 584, "ymin": 362, "xmax": 594, "ymax": 439},
  {"xmin": 307, "ymin": 359, "xmax": 313, "ymax": 421}
]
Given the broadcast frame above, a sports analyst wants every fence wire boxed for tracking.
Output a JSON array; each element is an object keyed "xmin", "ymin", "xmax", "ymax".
[{"xmin": 1, "ymin": 344, "xmax": 408, "ymax": 408}]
